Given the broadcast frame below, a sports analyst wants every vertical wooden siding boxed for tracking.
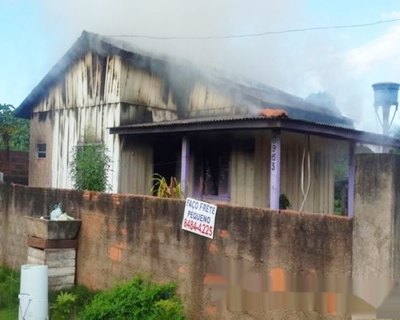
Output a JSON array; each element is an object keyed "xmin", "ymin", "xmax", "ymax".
[
  {"xmin": 50, "ymin": 104, "xmax": 120, "ymax": 192},
  {"xmin": 188, "ymin": 82, "xmax": 248, "ymax": 117},
  {"xmin": 189, "ymin": 82, "xmax": 235, "ymax": 116},
  {"xmin": 120, "ymin": 63, "xmax": 178, "ymax": 122},
  {"xmin": 119, "ymin": 138, "xmax": 153, "ymax": 195},
  {"xmin": 280, "ymin": 132, "xmax": 336, "ymax": 213},
  {"xmin": 230, "ymin": 131, "xmax": 347, "ymax": 213},
  {"xmin": 230, "ymin": 139, "xmax": 256, "ymax": 207},
  {"xmin": 29, "ymin": 113, "xmax": 53, "ymax": 188},
  {"xmin": 33, "ymin": 52, "xmax": 121, "ymax": 112},
  {"xmin": 30, "ymin": 51, "xmax": 123, "ymax": 191}
]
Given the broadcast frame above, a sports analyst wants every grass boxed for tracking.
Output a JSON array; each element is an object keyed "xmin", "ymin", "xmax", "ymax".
[
  {"xmin": 0, "ymin": 266, "xmax": 19, "ymax": 320},
  {"xmin": 0, "ymin": 266, "xmax": 19, "ymax": 314},
  {"xmin": 0, "ymin": 307, "xmax": 18, "ymax": 320}
]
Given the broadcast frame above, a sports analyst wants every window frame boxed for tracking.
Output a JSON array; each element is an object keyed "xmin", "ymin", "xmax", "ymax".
[
  {"xmin": 37, "ymin": 143, "xmax": 46, "ymax": 159},
  {"xmin": 193, "ymin": 139, "xmax": 231, "ymax": 201}
]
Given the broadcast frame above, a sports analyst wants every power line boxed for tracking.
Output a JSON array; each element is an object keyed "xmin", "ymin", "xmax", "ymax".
[{"xmin": 107, "ymin": 17, "xmax": 400, "ymax": 40}]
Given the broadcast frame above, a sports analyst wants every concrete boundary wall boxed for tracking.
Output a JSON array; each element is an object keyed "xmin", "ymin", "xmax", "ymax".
[{"xmin": 0, "ymin": 184, "xmax": 352, "ymax": 319}]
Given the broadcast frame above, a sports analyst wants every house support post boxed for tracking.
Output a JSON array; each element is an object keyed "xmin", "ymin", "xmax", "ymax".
[
  {"xmin": 352, "ymin": 154, "xmax": 400, "ymax": 318},
  {"xmin": 270, "ymin": 130, "xmax": 281, "ymax": 210},
  {"xmin": 181, "ymin": 136, "xmax": 190, "ymax": 196},
  {"xmin": 347, "ymin": 142, "xmax": 355, "ymax": 217}
]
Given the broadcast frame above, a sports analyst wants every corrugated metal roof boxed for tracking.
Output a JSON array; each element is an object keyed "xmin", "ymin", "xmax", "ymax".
[
  {"xmin": 111, "ymin": 114, "xmax": 350, "ymax": 130},
  {"xmin": 110, "ymin": 115, "xmax": 400, "ymax": 147}
]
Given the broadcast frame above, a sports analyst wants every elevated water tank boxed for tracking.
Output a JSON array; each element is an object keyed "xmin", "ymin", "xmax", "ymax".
[
  {"xmin": 372, "ymin": 82, "xmax": 400, "ymax": 134},
  {"xmin": 372, "ymin": 82, "xmax": 400, "ymax": 108}
]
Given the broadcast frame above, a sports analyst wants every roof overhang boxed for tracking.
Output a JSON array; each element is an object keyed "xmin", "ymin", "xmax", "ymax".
[{"xmin": 109, "ymin": 116, "xmax": 400, "ymax": 148}]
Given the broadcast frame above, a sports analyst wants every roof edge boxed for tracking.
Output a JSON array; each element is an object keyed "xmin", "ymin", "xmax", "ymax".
[
  {"xmin": 15, "ymin": 31, "xmax": 91, "ymax": 118},
  {"xmin": 109, "ymin": 116, "xmax": 400, "ymax": 148}
]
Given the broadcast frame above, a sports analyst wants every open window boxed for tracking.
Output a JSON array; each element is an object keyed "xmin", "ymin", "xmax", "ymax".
[{"xmin": 194, "ymin": 138, "xmax": 230, "ymax": 200}]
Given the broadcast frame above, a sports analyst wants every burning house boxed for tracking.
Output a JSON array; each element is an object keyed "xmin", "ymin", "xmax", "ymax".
[{"xmin": 15, "ymin": 31, "xmax": 400, "ymax": 214}]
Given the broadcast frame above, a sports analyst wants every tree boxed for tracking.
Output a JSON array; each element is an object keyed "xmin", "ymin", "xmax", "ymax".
[{"xmin": 0, "ymin": 103, "xmax": 30, "ymax": 152}]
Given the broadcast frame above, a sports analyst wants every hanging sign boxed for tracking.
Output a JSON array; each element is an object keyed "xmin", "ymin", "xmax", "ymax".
[{"xmin": 181, "ymin": 197, "xmax": 217, "ymax": 239}]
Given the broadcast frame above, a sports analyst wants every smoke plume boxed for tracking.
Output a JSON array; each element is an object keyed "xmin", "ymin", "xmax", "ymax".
[{"xmin": 37, "ymin": 0, "xmax": 400, "ymax": 132}]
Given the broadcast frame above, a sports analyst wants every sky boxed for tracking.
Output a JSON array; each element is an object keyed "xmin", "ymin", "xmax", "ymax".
[{"xmin": 1, "ymin": 0, "xmax": 400, "ymax": 133}]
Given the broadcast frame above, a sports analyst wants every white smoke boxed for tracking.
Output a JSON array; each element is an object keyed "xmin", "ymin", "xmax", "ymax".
[
  {"xmin": 33, "ymin": 1, "xmax": 400, "ymax": 132},
  {"xmin": 43, "ymin": 0, "xmax": 304, "ymax": 86}
]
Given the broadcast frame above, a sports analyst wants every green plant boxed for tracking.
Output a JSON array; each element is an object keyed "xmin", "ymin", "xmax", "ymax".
[
  {"xmin": 49, "ymin": 285, "xmax": 95, "ymax": 319},
  {"xmin": 152, "ymin": 299, "xmax": 185, "ymax": 320},
  {"xmin": 79, "ymin": 276, "xmax": 186, "ymax": 320},
  {"xmin": 279, "ymin": 193, "xmax": 291, "ymax": 210},
  {"xmin": 0, "ymin": 307, "xmax": 18, "ymax": 320},
  {"xmin": 151, "ymin": 174, "xmax": 183, "ymax": 199},
  {"xmin": 69, "ymin": 285, "xmax": 95, "ymax": 308},
  {"xmin": 69, "ymin": 133, "xmax": 111, "ymax": 192},
  {"xmin": 334, "ymin": 199, "xmax": 343, "ymax": 215},
  {"xmin": 0, "ymin": 267, "xmax": 19, "ymax": 309},
  {"xmin": 50, "ymin": 292, "xmax": 77, "ymax": 320},
  {"xmin": 0, "ymin": 103, "xmax": 30, "ymax": 152}
]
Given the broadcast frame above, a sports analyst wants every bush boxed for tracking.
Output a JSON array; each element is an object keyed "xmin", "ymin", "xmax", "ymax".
[
  {"xmin": 70, "ymin": 143, "xmax": 111, "ymax": 192},
  {"xmin": 50, "ymin": 285, "xmax": 95, "ymax": 320},
  {"xmin": 79, "ymin": 276, "xmax": 186, "ymax": 320},
  {"xmin": 51, "ymin": 292, "xmax": 77, "ymax": 320}
]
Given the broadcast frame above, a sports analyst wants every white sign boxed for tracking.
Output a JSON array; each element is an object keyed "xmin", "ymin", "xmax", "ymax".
[{"xmin": 181, "ymin": 197, "xmax": 217, "ymax": 239}]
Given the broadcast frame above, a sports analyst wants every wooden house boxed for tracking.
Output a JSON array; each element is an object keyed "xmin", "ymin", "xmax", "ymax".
[{"xmin": 15, "ymin": 31, "xmax": 400, "ymax": 214}]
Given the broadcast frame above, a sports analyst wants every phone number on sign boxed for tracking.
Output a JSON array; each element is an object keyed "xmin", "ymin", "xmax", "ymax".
[{"xmin": 183, "ymin": 218, "xmax": 213, "ymax": 237}]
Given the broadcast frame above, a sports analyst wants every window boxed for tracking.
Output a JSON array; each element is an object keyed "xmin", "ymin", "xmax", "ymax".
[
  {"xmin": 37, "ymin": 144, "xmax": 46, "ymax": 158},
  {"xmin": 194, "ymin": 141, "xmax": 230, "ymax": 199},
  {"xmin": 202, "ymin": 151, "xmax": 230, "ymax": 196}
]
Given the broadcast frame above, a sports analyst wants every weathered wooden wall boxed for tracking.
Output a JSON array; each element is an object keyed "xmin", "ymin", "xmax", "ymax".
[
  {"xmin": 29, "ymin": 51, "xmax": 245, "ymax": 193},
  {"xmin": 230, "ymin": 131, "xmax": 348, "ymax": 213},
  {"xmin": 280, "ymin": 133, "xmax": 342, "ymax": 213},
  {"xmin": 30, "ymin": 105, "xmax": 121, "ymax": 192},
  {"xmin": 33, "ymin": 52, "xmax": 121, "ymax": 111},
  {"xmin": 50, "ymin": 104, "xmax": 120, "ymax": 191},
  {"xmin": 29, "ymin": 52, "xmax": 122, "ymax": 191},
  {"xmin": 29, "ymin": 112, "xmax": 53, "ymax": 187},
  {"xmin": 188, "ymin": 82, "xmax": 244, "ymax": 117},
  {"xmin": 231, "ymin": 135, "xmax": 257, "ymax": 207},
  {"xmin": 119, "ymin": 137, "xmax": 153, "ymax": 194},
  {"xmin": 120, "ymin": 63, "xmax": 178, "ymax": 123}
]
